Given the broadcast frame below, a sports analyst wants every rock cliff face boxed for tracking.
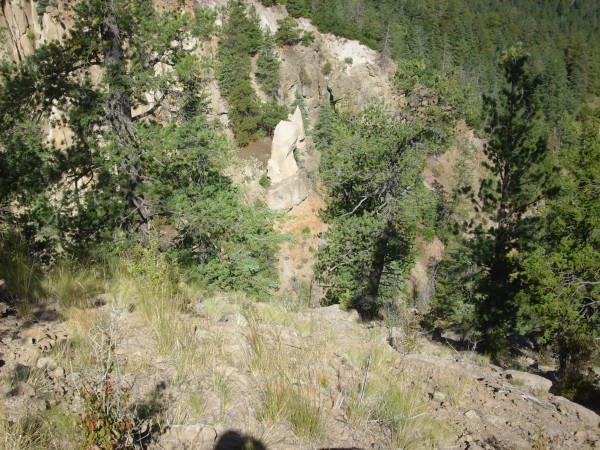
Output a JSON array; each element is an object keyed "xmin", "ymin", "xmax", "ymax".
[
  {"xmin": 274, "ymin": 19, "xmax": 398, "ymax": 123},
  {"xmin": 1, "ymin": 0, "xmax": 398, "ymax": 146},
  {"xmin": 0, "ymin": 0, "xmax": 74, "ymax": 62}
]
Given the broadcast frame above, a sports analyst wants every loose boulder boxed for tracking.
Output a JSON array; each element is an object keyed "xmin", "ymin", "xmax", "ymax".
[
  {"xmin": 505, "ymin": 370, "xmax": 553, "ymax": 393},
  {"xmin": 554, "ymin": 396, "xmax": 600, "ymax": 428}
]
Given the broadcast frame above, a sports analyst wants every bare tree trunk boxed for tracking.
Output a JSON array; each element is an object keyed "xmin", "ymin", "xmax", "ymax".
[
  {"xmin": 379, "ymin": 21, "xmax": 392, "ymax": 67},
  {"xmin": 101, "ymin": 0, "xmax": 149, "ymax": 238},
  {"xmin": 366, "ymin": 224, "xmax": 389, "ymax": 300}
]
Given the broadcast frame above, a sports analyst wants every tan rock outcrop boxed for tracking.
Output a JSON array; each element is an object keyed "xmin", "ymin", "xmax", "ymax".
[
  {"xmin": 266, "ymin": 171, "xmax": 310, "ymax": 210},
  {"xmin": 505, "ymin": 369, "xmax": 553, "ymax": 393},
  {"xmin": 266, "ymin": 111, "xmax": 310, "ymax": 210},
  {"xmin": 1, "ymin": 0, "xmax": 72, "ymax": 62},
  {"xmin": 267, "ymin": 120, "xmax": 300, "ymax": 184},
  {"xmin": 290, "ymin": 106, "xmax": 305, "ymax": 141},
  {"xmin": 554, "ymin": 396, "xmax": 600, "ymax": 428}
]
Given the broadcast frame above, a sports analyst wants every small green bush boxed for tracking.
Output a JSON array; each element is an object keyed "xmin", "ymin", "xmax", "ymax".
[
  {"xmin": 35, "ymin": 0, "xmax": 50, "ymax": 18},
  {"xmin": 259, "ymin": 175, "xmax": 271, "ymax": 188},
  {"xmin": 298, "ymin": 66, "xmax": 311, "ymax": 86},
  {"xmin": 301, "ymin": 30, "xmax": 315, "ymax": 46},
  {"xmin": 76, "ymin": 335, "xmax": 138, "ymax": 449},
  {"xmin": 344, "ymin": 56, "xmax": 353, "ymax": 64},
  {"xmin": 78, "ymin": 379, "xmax": 134, "ymax": 449},
  {"xmin": 275, "ymin": 16, "xmax": 302, "ymax": 45},
  {"xmin": 322, "ymin": 61, "xmax": 332, "ymax": 75}
]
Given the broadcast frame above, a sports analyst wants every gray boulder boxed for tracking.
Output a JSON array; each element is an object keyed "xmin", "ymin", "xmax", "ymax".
[{"xmin": 505, "ymin": 370, "xmax": 553, "ymax": 393}]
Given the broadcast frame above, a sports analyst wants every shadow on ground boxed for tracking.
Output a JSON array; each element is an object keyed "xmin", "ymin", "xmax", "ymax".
[{"xmin": 212, "ymin": 430, "xmax": 365, "ymax": 450}]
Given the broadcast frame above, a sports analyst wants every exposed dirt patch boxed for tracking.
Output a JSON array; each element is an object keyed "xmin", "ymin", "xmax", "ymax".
[
  {"xmin": 238, "ymin": 137, "xmax": 273, "ymax": 164},
  {"xmin": 424, "ymin": 123, "xmax": 486, "ymax": 200},
  {"xmin": 275, "ymin": 193, "xmax": 328, "ymax": 302}
]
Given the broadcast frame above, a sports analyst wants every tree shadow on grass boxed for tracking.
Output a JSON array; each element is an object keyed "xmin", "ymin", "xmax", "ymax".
[
  {"xmin": 213, "ymin": 430, "xmax": 365, "ymax": 450},
  {"xmin": 213, "ymin": 431, "xmax": 267, "ymax": 450}
]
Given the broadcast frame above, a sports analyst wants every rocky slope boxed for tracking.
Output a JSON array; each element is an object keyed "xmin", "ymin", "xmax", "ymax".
[{"xmin": 1, "ymin": 297, "xmax": 599, "ymax": 449}]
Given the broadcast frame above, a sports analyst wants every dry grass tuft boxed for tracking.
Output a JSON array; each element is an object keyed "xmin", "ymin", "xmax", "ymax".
[
  {"xmin": 108, "ymin": 245, "xmax": 203, "ymax": 378},
  {"xmin": 4, "ymin": 366, "xmax": 53, "ymax": 397},
  {"xmin": 339, "ymin": 332, "xmax": 450, "ymax": 449},
  {"xmin": 443, "ymin": 374, "xmax": 470, "ymax": 407},
  {"xmin": 0, "ymin": 391, "xmax": 77, "ymax": 450},
  {"xmin": 346, "ymin": 372, "xmax": 447, "ymax": 449},
  {"xmin": 44, "ymin": 264, "xmax": 105, "ymax": 309},
  {"xmin": 246, "ymin": 307, "xmax": 325, "ymax": 442},
  {"xmin": 0, "ymin": 248, "xmax": 45, "ymax": 318}
]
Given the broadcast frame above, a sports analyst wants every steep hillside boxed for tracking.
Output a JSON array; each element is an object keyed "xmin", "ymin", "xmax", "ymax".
[
  {"xmin": 1, "ymin": 1, "xmax": 598, "ymax": 449},
  {"xmin": 2, "ymin": 290, "xmax": 599, "ymax": 449}
]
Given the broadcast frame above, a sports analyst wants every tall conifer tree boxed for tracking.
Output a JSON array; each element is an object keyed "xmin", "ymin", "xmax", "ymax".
[{"xmin": 476, "ymin": 47, "xmax": 549, "ymax": 348}]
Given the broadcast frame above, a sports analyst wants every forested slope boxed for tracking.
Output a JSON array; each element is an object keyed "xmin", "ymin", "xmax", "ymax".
[
  {"xmin": 283, "ymin": 0, "xmax": 600, "ymax": 122},
  {"xmin": 292, "ymin": 0, "xmax": 600, "ymax": 408}
]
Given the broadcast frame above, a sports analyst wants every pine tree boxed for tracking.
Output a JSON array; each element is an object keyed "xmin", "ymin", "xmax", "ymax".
[
  {"xmin": 274, "ymin": 17, "xmax": 303, "ymax": 46},
  {"xmin": 285, "ymin": 0, "xmax": 311, "ymax": 18},
  {"xmin": 256, "ymin": 30, "xmax": 281, "ymax": 99},
  {"xmin": 289, "ymin": 89, "xmax": 309, "ymax": 130},
  {"xmin": 517, "ymin": 112, "xmax": 599, "ymax": 397},
  {"xmin": 217, "ymin": 0, "xmax": 286, "ymax": 145},
  {"xmin": 475, "ymin": 47, "xmax": 549, "ymax": 348},
  {"xmin": 316, "ymin": 63, "xmax": 461, "ymax": 316},
  {"xmin": 0, "ymin": 1, "xmax": 280, "ymax": 293},
  {"xmin": 2, "ymin": 0, "xmax": 204, "ymax": 246},
  {"xmin": 313, "ymin": 101, "xmax": 336, "ymax": 153}
]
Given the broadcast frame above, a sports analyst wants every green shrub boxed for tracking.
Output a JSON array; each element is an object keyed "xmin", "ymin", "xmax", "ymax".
[
  {"xmin": 78, "ymin": 379, "xmax": 134, "ymax": 449},
  {"xmin": 322, "ymin": 61, "xmax": 332, "ymax": 75},
  {"xmin": 259, "ymin": 175, "xmax": 271, "ymax": 188},
  {"xmin": 344, "ymin": 56, "xmax": 353, "ymax": 64},
  {"xmin": 275, "ymin": 16, "xmax": 302, "ymax": 45},
  {"xmin": 35, "ymin": 0, "xmax": 50, "ymax": 19},
  {"xmin": 256, "ymin": 31, "xmax": 281, "ymax": 98},
  {"xmin": 275, "ymin": 16, "xmax": 314, "ymax": 47},
  {"xmin": 285, "ymin": 0, "xmax": 310, "ymax": 18},
  {"xmin": 260, "ymin": 101, "xmax": 288, "ymax": 136},
  {"xmin": 313, "ymin": 100, "xmax": 336, "ymax": 152},
  {"xmin": 421, "ymin": 227, "xmax": 436, "ymax": 242},
  {"xmin": 298, "ymin": 65, "xmax": 311, "ymax": 86},
  {"xmin": 301, "ymin": 30, "xmax": 315, "ymax": 46},
  {"xmin": 290, "ymin": 88, "xmax": 310, "ymax": 130}
]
